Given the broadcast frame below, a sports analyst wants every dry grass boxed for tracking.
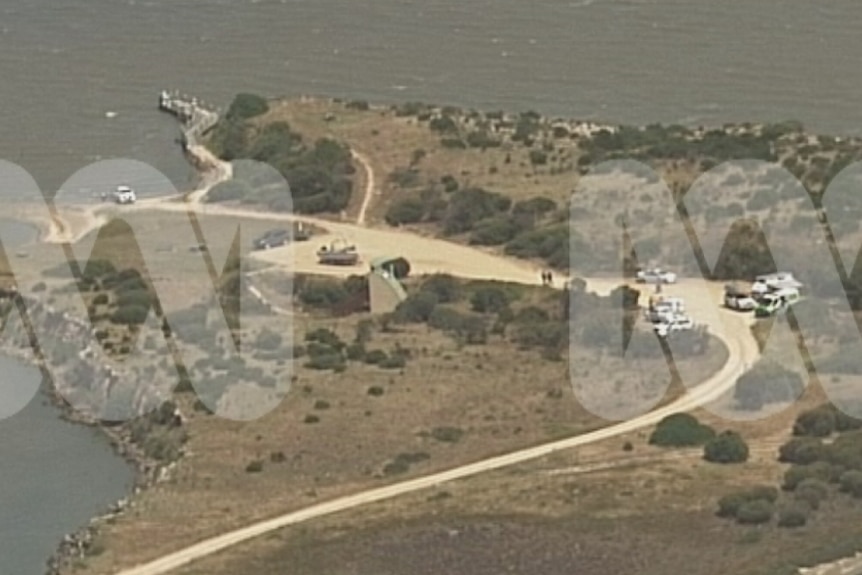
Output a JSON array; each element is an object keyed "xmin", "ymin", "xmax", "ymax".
[
  {"xmin": 161, "ymin": 400, "xmax": 862, "ymax": 575},
  {"xmin": 40, "ymin": 255, "xmax": 723, "ymax": 574}
]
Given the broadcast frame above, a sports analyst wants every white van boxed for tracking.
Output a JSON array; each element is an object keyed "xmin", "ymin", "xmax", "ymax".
[{"xmin": 113, "ymin": 185, "xmax": 137, "ymax": 204}]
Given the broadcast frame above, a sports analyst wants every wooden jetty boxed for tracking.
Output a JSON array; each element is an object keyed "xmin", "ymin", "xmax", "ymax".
[{"xmin": 158, "ymin": 90, "xmax": 220, "ymax": 149}]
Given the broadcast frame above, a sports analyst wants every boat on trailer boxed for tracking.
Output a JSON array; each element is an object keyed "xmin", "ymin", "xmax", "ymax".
[{"xmin": 317, "ymin": 238, "xmax": 359, "ymax": 266}]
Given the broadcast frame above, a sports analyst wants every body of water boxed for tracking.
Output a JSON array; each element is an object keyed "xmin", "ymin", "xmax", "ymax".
[
  {"xmin": 1, "ymin": 0, "xmax": 862, "ymax": 196},
  {"xmin": 0, "ymin": 357, "xmax": 135, "ymax": 575}
]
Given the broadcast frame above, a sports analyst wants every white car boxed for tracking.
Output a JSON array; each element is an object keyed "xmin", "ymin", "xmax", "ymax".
[
  {"xmin": 636, "ymin": 268, "xmax": 677, "ymax": 284},
  {"xmin": 653, "ymin": 314, "xmax": 694, "ymax": 337},
  {"xmin": 724, "ymin": 292, "xmax": 757, "ymax": 311},
  {"xmin": 113, "ymin": 185, "xmax": 137, "ymax": 204}
]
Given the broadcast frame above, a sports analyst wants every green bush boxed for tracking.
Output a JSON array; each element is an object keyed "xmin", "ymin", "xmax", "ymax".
[
  {"xmin": 245, "ymin": 460, "xmax": 264, "ymax": 473},
  {"xmin": 443, "ymin": 187, "xmax": 511, "ymax": 235},
  {"xmin": 777, "ymin": 505, "xmax": 808, "ymax": 528},
  {"xmin": 385, "ymin": 198, "xmax": 426, "ymax": 225},
  {"xmin": 394, "ymin": 292, "xmax": 438, "ymax": 323},
  {"xmin": 794, "ymin": 405, "xmax": 838, "ymax": 437},
  {"xmin": 345, "ymin": 342, "xmax": 366, "ymax": 361},
  {"xmin": 431, "ymin": 426, "xmax": 464, "ymax": 443},
  {"xmin": 429, "ymin": 116, "xmax": 458, "ymax": 134},
  {"xmin": 469, "ymin": 216, "xmax": 524, "ymax": 246},
  {"xmin": 839, "ymin": 470, "xmax": 862, "ymax": 498},
  {"xmin": 440, "ymin": 174, "xmax": 459, "ymax": 193},
  {"xmin": 529, "ymin": 149, "xmax": 548, "ymax": 165},
  {"xmin": 735, "ymin": 500, "xmax": 773, "ymax": 525},
  {"xmin": 512, "ymin": 197, "xmax": 557, "ymax": 218},
  {"xmin": 420, "ymin": 274, "xmax": 461, "ymax": 303},
  {"xmin": 649, "ymin": 413, "xmax": 716, "ymax": 447},
  {"xmin": 470, "ymin": 286, "xmax": 512, "ymax": 314},
  {"xmin": 716, "ymin": 486, "xmax": 778, "ymax": 518},
  {"xmin": 779, "ymin": 438, "xmax": 827, "ymax": 465},
  {"xmin": 304, "ymin": 352, "xmax": 346, "ymax": 372},
  {"xmin": 364, "ymin": 349, "xmax": 388, "ymax": 365},
  {"xmin": 297, "ymin": 278, "xmax": 349, "ymax": 309},
  {"xmin": 504, "ymin": 225, "xmax": 569, "ymax": 270},
  {"xmin": 427, "ymin": 306, "xmax": 487, "ymax": 345},
  {"xmin": 795, "ymin": 478, "xmax": 829, "ymax": 509},
  {"xmin": 734, "ymin": 360, "xmax": 804, "ymax": 411},
  {"xmin": 783, "ymin": 462, "xmax": 843, "ymax": 490},
  {"xmin": 383, "ymin": 452, "xmax": 430, "ymax": 476},
  {"xmin": 111, "ymin": 304, "xmax": 149, "ymax": 325},
  {"xmin": 225, "ymin": 93, "xmax": 269, "ymax": 121},
  {"xmin": 305, "ymin": 328, "xmax": 345, "ymax": 351},
  {"xmin": 704, "ymin": 431, "xmax": 749, "ymax": 464},
  {"xmin": 379, "ymin": 353, "xmax": 407, "ymax": 370}
]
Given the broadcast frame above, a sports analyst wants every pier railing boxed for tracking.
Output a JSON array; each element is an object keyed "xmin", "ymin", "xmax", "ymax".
[{"xmin": 158, "ymin": 90, "xmax": 220, "ymax": 148}]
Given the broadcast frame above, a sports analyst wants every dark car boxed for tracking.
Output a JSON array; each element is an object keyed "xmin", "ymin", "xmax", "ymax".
[{"xmin": 252, "ymin": 229, "xmax": 290, "ymax": 250}]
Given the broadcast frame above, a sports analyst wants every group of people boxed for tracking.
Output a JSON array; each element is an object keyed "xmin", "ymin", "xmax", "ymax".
[{"xmin": 540, "ymin": 270, "xmax": 554, "ymax": 286}]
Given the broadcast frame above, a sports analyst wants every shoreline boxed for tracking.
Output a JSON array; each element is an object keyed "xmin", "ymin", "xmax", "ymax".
[
  {"xmin": 0, "ymin": 301, "xmax": 173, "ymax": 574},
  {"xmin": 3, "ymin": 98, "xmax": 221, "ymax": 575}
]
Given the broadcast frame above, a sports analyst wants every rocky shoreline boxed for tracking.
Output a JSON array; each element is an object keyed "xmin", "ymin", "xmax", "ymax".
[
  {"xmin": 0, "ymin": 292, "xmax": 183, "ymax": 575},
  {"xmin": 5, "ymin": 96, "xmax": 221, "ymax": 575}
]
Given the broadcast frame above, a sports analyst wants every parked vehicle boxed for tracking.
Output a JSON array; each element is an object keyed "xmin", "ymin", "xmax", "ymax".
[
  {"xmin": 654, "ymin": 314, "xmax": 694, "ymax": 337},
  {"xmin": 752, "ymin": 272, "xmax": 802, "ymax": 295},
  {"xmin": 113, "ymin": 185, "xmax": 137, "ymax": 204},
  {"xmin": 636, "ymin": 267, "xmax": 677, "ymax": 284},
  {"xmin": 252, "ymin": 229, "xmax": 290, "ymax": 250},
  {"xmin": 644, "ymin": 295, "xmax": 684, "ymax": 323},
  {"xmin": 293, "ymin": 222, "xmax": 311, "ymax": 242},
  {"xmin": 724, "ymin": 283, "xmax": 757, "ymax": 311},
  {"xmin": 317, "ymin": 238, "xmax": 360, "ymax": 266},
  {"xmin": 754, "ymin": 288, "xmax": 799, "ymax": 318}
]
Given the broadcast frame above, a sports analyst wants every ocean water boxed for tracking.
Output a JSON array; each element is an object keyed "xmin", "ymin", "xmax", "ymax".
[
  {"xmin": 2, "ymin": 0, "xmax": 862, "ymax": 571},
  {"xmin": 1, "ymin": 0, "xmax": 862, "ymax": 196}
]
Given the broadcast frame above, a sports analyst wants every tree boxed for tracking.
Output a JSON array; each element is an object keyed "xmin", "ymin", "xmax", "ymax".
[
  {"xmin": 225, "ymin": 93, "xmax": 269, "ymax": 122},
  {"xmin": 389, "ymin": 257, "xmax": 411, "ymax": 280},
  {"xmin": 703, "ymin": 431, "xmax": 749, "ymax": 464},
  {"xmin": 648, "ymin": 413, "xmax": 716, "ymax": 447}
]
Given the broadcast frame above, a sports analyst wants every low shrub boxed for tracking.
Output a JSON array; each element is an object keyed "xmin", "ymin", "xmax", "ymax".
[
  {"xmin": 703, "ymin": 431, "xmax": 749, "ymax": 464},
  {"xmin": 649, "ymin": 413, "xmax": 716, "ymax": 447}
]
